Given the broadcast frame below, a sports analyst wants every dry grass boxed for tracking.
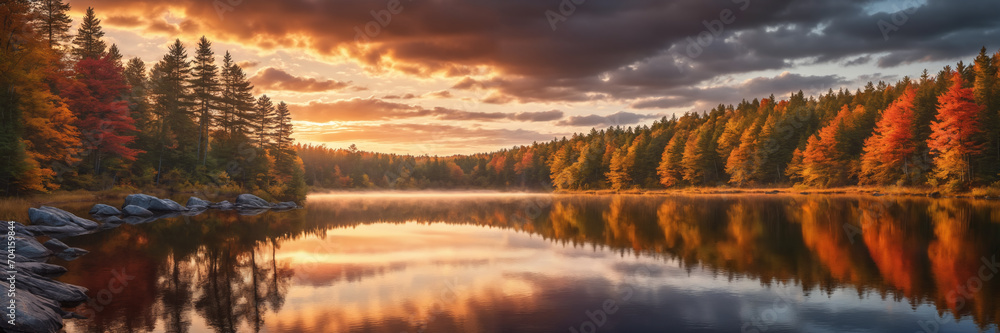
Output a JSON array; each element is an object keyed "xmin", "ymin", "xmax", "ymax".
[
  {"xmin": 970, "ymin": 184, "xmax": 1000, "ymax": 197},
  {"xmin": 0, "ymin": 197, "xmax": 31, "ymax": 222}
]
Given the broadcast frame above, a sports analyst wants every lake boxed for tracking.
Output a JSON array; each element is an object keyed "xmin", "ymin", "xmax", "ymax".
[{"xmin": 38, "ymin": 192, "xmax": 1000, "ymax": 332}]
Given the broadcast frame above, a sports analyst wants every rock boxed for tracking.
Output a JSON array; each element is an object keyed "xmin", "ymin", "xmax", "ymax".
[
  {"xmin": 54, "ymin": 248, "xmax": 89, "ymax": 261},
  {"xmin": 29, "ymin": 206, "xmax": 99, "ymax": 230},
  {"xmin": 182, "ymin": 206, "xmax": 208, "ymax": 216},
  {"xmin": 10, "ymin": 267, "xmax": 88, "ymax": 304},
  {"xmin": 13, "ymin": 236, "xmax": 53, "ymax": 260},
  {"xmin": 236, "ymin": 194, "xmax": 272, "ymax": 209},
  {"xmin": 43, "ymin": 239, "xmax": 70, "ymax": 253},
  {"xmin": 0, "ymin": 281, "xmax": 68, "ymax": 333},
  {"xmin": 18, "ymin": 262, "xmax": 68, "ymax": 278},
  {"xmin": 210, "ymin": 200, "xmax": 234, "ymax": 210},
  {"xmin": 9, "ymin": 221, "xmax": 36, "ymax": 237},
  {"xmin": 99, "ymin": 215, "xmax": 125, "ymax": 224},
  {"xmin": 122, "ymin": 194, "xmax": 187, "ymax": 211},
  {"xmin": 186, "ymin": 196, "xmax": 211, "ymax": 209},
  {"xmin": 122, "ymin": 205, "xmax": 154, "ymax": 217},
  {"xmin": 21, "ymin": 224, "xmax": 90, "ymax": 239},
  {"xmin": 272, "ymin": 201, "xmax": 297, "ymax": 210},
  {"xmin": 929, "ymin": 191, "xmax": 941, "ymax": 198},
  {"xmin": 123, "ymin": 210, "xmax": 183, "ymax": 225},
  {"xmin": 88, "ymin": 203, "xmax": 121, "ymax": 216}
]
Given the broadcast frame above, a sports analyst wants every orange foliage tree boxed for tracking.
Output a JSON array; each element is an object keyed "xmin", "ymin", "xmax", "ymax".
[
  {"xmin": 860, "ymin": 87, "xmax": 917, "ymax": 185},
  {"xmin": 800, "ymin": 105, "xmax": 856, "ymax": 187},
  {"xmin": 928, "ymin": 72, "xmax": 984, "ymax": 188}
]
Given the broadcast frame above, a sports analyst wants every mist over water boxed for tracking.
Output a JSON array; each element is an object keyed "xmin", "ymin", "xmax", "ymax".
[{"xmin": 30, "ymin": 193, "xmax": 1000, "ymax": 333}]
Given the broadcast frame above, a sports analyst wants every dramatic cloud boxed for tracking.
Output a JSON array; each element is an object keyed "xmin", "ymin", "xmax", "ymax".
[
  {"xmin": 77, "ymin": 0, "xmax": 1000, "ymax": 104},
  {"xmin": 290, "ymin": 98, "xmax": 565, "ymax": 123},
  {"xmin": 630, "ymin": 72, "xmax": 849, "ymax": 109},
  {"xmin": 251, "ymin": 67, "xmax": 353, "ymax": 92},
  {"xmin": 75, "ymin": 0, "xmax": 1000, "ymax": 153}
]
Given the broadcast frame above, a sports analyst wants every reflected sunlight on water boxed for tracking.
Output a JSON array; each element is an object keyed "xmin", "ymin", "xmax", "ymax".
[{"xmin": 31, "ymin": 193, "xmax": 1000, "ymax": 332}]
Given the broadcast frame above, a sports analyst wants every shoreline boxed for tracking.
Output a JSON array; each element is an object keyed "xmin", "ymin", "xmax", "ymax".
[{"xmin": 554, "ymin": 186, "xmax": 1000, "ymax": 200}]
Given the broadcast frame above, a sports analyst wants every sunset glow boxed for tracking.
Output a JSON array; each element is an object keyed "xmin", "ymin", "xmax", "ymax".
[{"xmin": 61, "ymin": 0, "xmax": 1000, "ymax": 155}]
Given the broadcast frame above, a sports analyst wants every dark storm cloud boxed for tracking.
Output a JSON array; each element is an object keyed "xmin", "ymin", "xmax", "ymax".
[{"xmin": 82, "ymin": 0, "xmax": 1000, "ymax": 105}]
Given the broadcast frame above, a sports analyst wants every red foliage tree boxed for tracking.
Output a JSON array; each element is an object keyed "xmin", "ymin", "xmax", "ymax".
[
  {"xmin": 927, "ymin": 71, "xmax": 985, "ymax": 187},
  {"xmin": 61, "ymin": 54, "xmax": 139, "ymax": 174},
  {"xmin": 860, "ymin": 87, "xmax": 917, "ymax": 185}
]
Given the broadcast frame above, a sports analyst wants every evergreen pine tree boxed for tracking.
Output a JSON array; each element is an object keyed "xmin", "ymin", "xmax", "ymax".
[{"xmin": 70, "ymin": 7, "xmax": 107, "ymax": 60}]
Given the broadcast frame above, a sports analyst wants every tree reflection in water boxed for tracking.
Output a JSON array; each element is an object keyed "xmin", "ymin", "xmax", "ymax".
[{"xmin": 51, "ymin": 194, "xmax": 1000, "ymax": 332}]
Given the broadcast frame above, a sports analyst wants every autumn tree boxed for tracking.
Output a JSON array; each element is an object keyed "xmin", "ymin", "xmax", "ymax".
[
  {"xmin": 70, "ymin": 7, "xmax": 107, "ymax": 60},
  {"xmin": 0, "ymin": 0, "xmax": 81, "ymax": 193},
  {"xmin": 726, "ymin": 122, "xmax": 762, "ymax": 186},
  {"xmin": 800, "ymin": 105, "xmax": 855, "ymax": 187},
  {"xmin": 607, "ymin": 132, "xmax": 649, "ymax": 190},
  {"xmin": 63, "ymin": 54, "xmax": 139, "ymax": 175},
  {"xmin": 860, "ymin": 88, "xmax": 917, "ymax": 185},
  {"xmin": 927, "ymin": 72, "xmax": 985, "ymax": 189},
  {"xmin": 657, "ymin": 130, "xmax": 687, "ymax": 188}
]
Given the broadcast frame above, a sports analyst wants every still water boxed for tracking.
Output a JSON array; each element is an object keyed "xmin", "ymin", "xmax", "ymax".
[{"xmin": 42, "ymin": 193, "xmax": 1000, "ymax": 333}]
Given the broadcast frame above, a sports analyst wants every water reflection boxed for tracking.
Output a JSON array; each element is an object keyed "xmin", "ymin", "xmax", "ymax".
[{"xmin": 48, "ymin": 193, "xmax": 1000, "ymax": 332}]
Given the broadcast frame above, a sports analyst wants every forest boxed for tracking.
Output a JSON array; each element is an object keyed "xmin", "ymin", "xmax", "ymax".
[
  {"xmin": 1, "ymin": 1, "xmax": 305, "ymax": 200},
  {"xmin": 3, "ymin": 1, "xmax": 1000, "ymax": 196},
  {"xmin": 299, "ymin": 49, "xmax": 1000, "ymax": 193}
]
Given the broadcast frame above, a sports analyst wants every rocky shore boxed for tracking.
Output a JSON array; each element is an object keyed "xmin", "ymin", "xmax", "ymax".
[{"xmin": 1, "ymin": 194, "xmax": 298, "ymax": 333}]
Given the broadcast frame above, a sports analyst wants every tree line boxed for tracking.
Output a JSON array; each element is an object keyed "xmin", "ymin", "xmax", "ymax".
[
  {"xmin": 299, "ymin": 48, "xmax": 1000, "ymax": 192},
  {"xmin": 1, "ymin": 1, "xmax": 305, "ymax": 200}
]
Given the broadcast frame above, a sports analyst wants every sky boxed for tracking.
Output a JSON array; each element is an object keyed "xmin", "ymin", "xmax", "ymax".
[{"xmin": 68, "ymin": 0, "xmax": 1000, "ymax": 156}]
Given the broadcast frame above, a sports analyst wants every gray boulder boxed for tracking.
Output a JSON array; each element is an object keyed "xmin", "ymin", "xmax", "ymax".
[
  {"xmin": 273, "ymin": 201, "xmax": 297, "ymax": 210},
  {"xmin": 54, "ymin": 248, "xmax": 89, "ymax": 261},
  {"xmin": 13, "ymin": 236, "xmax": 53, "ymax": 260},
  {"xmin": 42, "ymin": 239, "xmax": 70, "ymax": 253},
  {"xmin": 9, "ymin": 221, "xmax": 36, "ymax": 237},
  {"xmin": 122, "ymin": 194, "xmax": 187, "ymax": 211},
  {"xmin": 29, "ymin": 206, "xmax": 99, "ymax": 230},
  {"xmin": 0, "ymin": 282, "xmax": 67, "ymax": 333},
  {"xmin": 236, "ymin": 194, "xmax": 272, "ymax": 209},
  {"xmin": 88, "ymin": 204, "xmax": 121, "ymax": 216},
  {"xmin": 21, "ymin": 224, "xmax": 89, "ymax": 239},
  {"xmin": 11, "ymin": 268, "xmax": 88, "ymax": 304},
  {"xmin": 186, "ymin": 196, "xmax": 211, "ymax": 209},
  {"xmin": 18, "ymin": 262, "xmax": 67, "ymax": 278},
  {"xmin": 122, "ymin": 205, "xmax": 154, "ymax": 217},
  {"xmin": 42, "ymin": 239, "xmax": 88, "ymax": 261},
  {"xmin": 210, "ymin": 200, "xmax": 234, "ymax": 210},
  {"xmin": 98, "ymin": 215, "xmax": 124, "ymax": 224}
]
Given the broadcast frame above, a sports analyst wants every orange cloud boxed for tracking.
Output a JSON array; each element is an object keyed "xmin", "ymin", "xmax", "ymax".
[
  {"xmin": 290, "ymin": 98, "xmax": 564, "ymax": 123},
  {"xmin": 250, "ymin": 67, "xmax": 353, "ymax": 92}
]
